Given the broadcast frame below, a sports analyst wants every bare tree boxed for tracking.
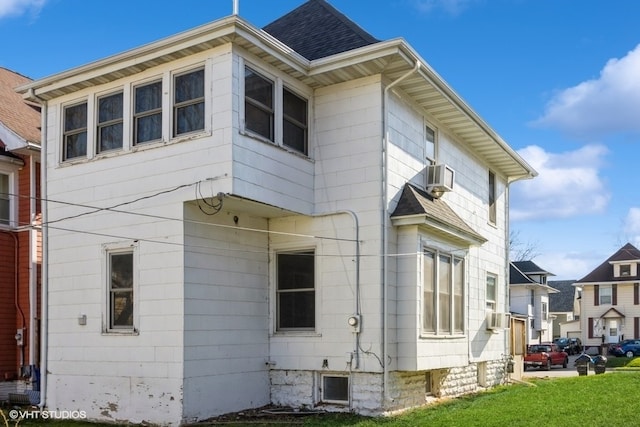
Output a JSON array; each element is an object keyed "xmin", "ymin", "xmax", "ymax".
[{"xmin": 509, "ymin": 229, "xmax": 541, "ymax": 261}]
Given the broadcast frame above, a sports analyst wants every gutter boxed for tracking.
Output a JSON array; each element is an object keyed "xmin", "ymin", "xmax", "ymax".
[
  {"xmin": 381, "ymin": 61, "xmax": 420, "ymax": 404},
  {"xmin": 24, "ymin": 88, "xmax": 48, "ymax": 409}
]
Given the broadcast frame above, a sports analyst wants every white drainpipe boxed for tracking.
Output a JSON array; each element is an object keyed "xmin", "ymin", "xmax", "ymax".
[{"xmin": 381, "ymin": 61, "xmax": 420, "ymax": 403}]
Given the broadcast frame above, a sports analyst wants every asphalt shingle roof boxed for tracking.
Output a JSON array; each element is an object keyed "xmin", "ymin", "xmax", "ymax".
[
  {"xmin": 263, "ymin": 0, "xmax": 379, "ymax": 60},
  {"xmin": 0, "ymin": 67, "xmax": 40, "ymax": 146},
  {"xmin": 509, "ymin": 263, "xmax": 536, "ymax": 285},
  {"xmin": 548, "ymin": 280, "xmax": 577, "ymax": 312},
  {"xmin": 576, "ymin": 243, "xmax": 640, "ymax": 283},
  {"xmin": 512, "ymin": 260, "xmax": 553, "ymax": 276}
]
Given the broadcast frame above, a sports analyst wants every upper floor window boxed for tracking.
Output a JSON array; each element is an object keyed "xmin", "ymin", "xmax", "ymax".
[
  {"xmin": 174, "ymin": 68, "xmax": 205, "ymax": 136},
  {"xmin": 244, "ymin": 65, "xmax": 309, "ymax": 156},
  {"xmin": 620, "ymin": 264, "xmax": 631, "ymax": 277},
  {"xmin": 423, "ymin": 248, "xmax": 465, "ymax": 335},
  {"xmin": 541, "ymin": 301, "xmax": 548, "ymax": 321},
  {"xmin": 530, "ymin": 289, "xmax": 535, "ymax": 306},
  {"xmin": 97, "ymin": 91, "xmax": 124, "ymax": 153},
  {"xmin": 488, "ymin": 170, "xmax": 496, "ymax": 224},
  {"xmin": 63, "ymin": 102, "xmax": 88, "ymax": 160},
  {"xmin": 0, "ymin": 172, "xmax": 10, "ymax": 225},
  {"xmin": 276, "ymin": 250, "xmax": 315, "ymax": 331},
  {"xmin": 599, "ymin": 285, "xmax": 612, "ymax": 305},
  {"xmin": 134, "ymin": 80, "xmax": 162, "ymax": 145},
  {"xmin": 486, "ymin": 273, "xmax": 497, "ymax": 311},
  {"xmin": 425, "ymin": 124, "xmax": 436, "ymax": 163}
]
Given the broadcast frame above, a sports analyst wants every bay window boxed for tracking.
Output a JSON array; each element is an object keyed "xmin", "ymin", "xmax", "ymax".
[{"xmin": 423, "ymin": 248, "xmax": 465, "ymax": 335}]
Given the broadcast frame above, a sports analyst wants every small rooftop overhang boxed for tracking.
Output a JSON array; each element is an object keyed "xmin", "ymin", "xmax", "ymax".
[
  {"xmin": 391, "ymin": 184, "xmax": 486, "ymax": 247},
  {"xmin": 17, "ymin": 14, "xmax": 535, "ymax": 182},
  {"xmin": 599, "ymin": 307, "xmax": 625, "ymax": 319}
]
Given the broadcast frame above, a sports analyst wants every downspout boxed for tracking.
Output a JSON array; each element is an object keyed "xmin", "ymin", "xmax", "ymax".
[
  {"xmin": 504, "ymin": 182, "xmax": 511, "ymax": 360},
  {"xmin": 382, "ymin": 61, "xmax": 420, "ymax": 403},
  {"xmin": 29, "ymin": 155, "xmax": 38, "ymax": 373},
  {"xmin": 26, "ymin": 88, "xmax": 48, "ymax": 409}
]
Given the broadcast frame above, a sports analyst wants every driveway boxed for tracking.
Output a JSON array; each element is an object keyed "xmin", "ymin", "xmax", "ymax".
[{"xmin": 521, "ymin": 354, "xmax": 605, "ymax": 379}]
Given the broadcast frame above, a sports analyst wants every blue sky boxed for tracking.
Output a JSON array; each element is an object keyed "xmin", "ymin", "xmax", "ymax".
[{"xmin": 2, "ymin": 0, "xmax": 640, "ymax": 280}]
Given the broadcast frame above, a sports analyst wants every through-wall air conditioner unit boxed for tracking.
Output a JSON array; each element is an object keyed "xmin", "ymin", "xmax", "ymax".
[
  {"xmin": 425, "ymin": 164, "xmax": 455, "ymax": 198},
  {"xmin": 486, "ymin": 312, "xmax": 510, "ymax": 330}
]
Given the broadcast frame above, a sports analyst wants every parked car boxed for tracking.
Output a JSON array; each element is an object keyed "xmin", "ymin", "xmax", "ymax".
[
  {"xmin": 568, "ymin": 338, "xmax": 583, "ymax": 354},
  {"xmin": 553, "ymin": 337, "xmax": 571, "ymax": 354},
  {"xmin": 610, "ymin": 339, "xmax": 640, "ymax": 358},
  {"xmin": 524, "ymin": 343, "xmax": 569, "ymax": 370}
]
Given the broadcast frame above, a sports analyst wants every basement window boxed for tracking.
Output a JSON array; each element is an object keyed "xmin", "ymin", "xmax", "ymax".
[{"xmin": 321, "ymin": 375, "xmax": 349, "ymax": 404}]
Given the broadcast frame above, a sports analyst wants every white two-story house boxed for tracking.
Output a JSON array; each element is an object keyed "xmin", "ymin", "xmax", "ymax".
[
  {"xmin": 18, "ymin": 0, "xmax": 535, "ymax": 425},
  {"xmin": 509, "ymin": 261, "xmax": 558, "ymax": 345}
]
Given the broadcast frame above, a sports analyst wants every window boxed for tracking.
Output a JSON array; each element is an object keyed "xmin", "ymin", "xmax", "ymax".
[
  {"xmin": 486, "ymin": 274, "xmax": 497, "ymax": 311},
  {"xmin": 423, "ymin": 248, "xmax": 465, "ymax": 335},
  {"xmin": 63, "ymin": 102, "xmax": 87, "ymax": 160},
  {"xmin": 97, "ymin": 92, "xmax": 123, "ymax": 153},
  {"xmin": 244, "ymin": 65, "xmax": 309, "ymax": 155},
  {"xmin": 599, "ymin": 285, "xmax": 612, "ymax": 305},
  {"xmin": 134, "ymin": 80, "xmax": 162, "ymax": 144},
  {"xmin": 530, "ymin": 289, "xmax": 535, "ymax": 306},
  {"xmin": 174, "ymin": 68, "xmax": 204, "ymax": 136},
  {"xmin": 425, "ymin": 125, "xmax": 436, "ymax": 163},
  {"xmin": 488, "ymin": 171, "xmax": 496, "ymax": 224},
  {"xmin": 108, "ymin": 250, "xmax": 134, "ymax": 330},
  {"xmin": 541, "ymin": 301, "xmax": 548, "ymax": 321},
  {"xmin": 283, "ymin": 88, "xmax": 307, "ymax": 153},
  {"xmin": 321, "ymin": 375, "xmax": 349, "ymax": 403},
  {"xmin": 620, "ymin": 264, "xmax": 631, "ymax": 277},
  {"xmin": 0, "ymin": 172, "xmax": 10, "ymax": 225},
  {"xmin": 276, "ymin": 250, "xmax": 315, "ymax": 330},
  {"xmin": 245, "ymin": 67, "xmax": 274, "ymax": 141}
]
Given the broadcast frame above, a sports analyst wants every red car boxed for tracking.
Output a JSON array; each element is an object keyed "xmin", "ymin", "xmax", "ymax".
[{"xmin": 524, "ymin": 343, "xmax": 569, "ymax": 370}]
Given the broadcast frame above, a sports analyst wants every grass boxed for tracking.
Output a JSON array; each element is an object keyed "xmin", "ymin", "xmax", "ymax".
[{"xmin": 4, "ymin": 370, "xmax": 640, "ymax": 427}]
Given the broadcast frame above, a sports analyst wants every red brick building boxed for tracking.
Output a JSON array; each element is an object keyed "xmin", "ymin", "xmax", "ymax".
[{"xmin": 0, "ymin": 67, "xmax": 41, "ymax": 398}]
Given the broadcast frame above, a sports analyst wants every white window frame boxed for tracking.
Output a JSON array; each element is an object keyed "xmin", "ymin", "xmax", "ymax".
[
  {"xmin": 273, "ymin": 247, "xmax": 317, "ymax": 333},
  {"xmin": 241, "ymin": 60, "xmax": 310, "ymax": 156},
  {"xmin": 486, "ymin": 273, "xmax": 497, "ymax": 312},
  {"xmin": 422, "ymin": 247, "xmax": 465, "ymax": 336},
  {"xmin": 0, "ymin": 168, "xmax": 18, "ymax": 228},
  {"xmin": 599, "ymin": 285, "xmax": 612, "ymax": 305},
  {"xmin": 96, "ymin": 90, "xmax": 124, "ymax": 154},
  {"xmin": 488, "ymin": 170, "xmax": 497, "ymax": 225},
  {"xmin": 320, "ymin": 374, "xmax": 349, "ymax": 404},
  {"xmin": 103, "ymin": 241, "xmax": 139, "ymax": 334},
  {"xmin": 61, "ymin": 99, "xmax": 89, "ymax": 162},
  {"xmin": 172, "ymin": 66, "xmax": 206, "ymax": 137},
  {"xmin": 133, "ymin": 78, "xmax": 163, "ymax": 146},
  {"xmin": 425, "ymin": 123, "xmax": 437, "ymax": 164}
]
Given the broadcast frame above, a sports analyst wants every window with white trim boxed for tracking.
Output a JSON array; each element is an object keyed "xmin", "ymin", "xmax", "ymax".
[
  {"xmin": 0, "ymin": 172, "xmax": 11, "ymax": 225},
  {"xmin": 276, "ymin": 250, "xmax": 315, "ymax": 330},
  {"xmin": 134, "ymin": 80, "xmax": 162, "ymax": 145},
  {"xmin": 321, "ymin": 375, "xmax": 349, "ymax": 404},
  {"xmin": 97, "ymin": 91, "xmax": 124, "ymax": 153},
  {"xmin": 63, "ymin": 101, "xmax": 88, "ymax": 160},
  {"xmin": 488, "ymin": 170, "xmax": 496, "ymax": 224},
  {"xmin": 244, "ymin": 65, "xmax": 309, "ymax": 155},
  {"xmin": 599, "ymin": 285, "xmax": 612, "ymax": 305},
  {"xmin": 107, "ymin": 249, "xmax": 135, "ymax": 331},
  {"xmin": 173, "ymin": 68, "xmax": 205, "ymax": 136},
  {"xmin": 423, "ymin": 248, "xmax": 465, "ymax": 335},
  {"xmin": 486, "ymin": 273, "xmax": 497, "ymax": 312},
  {"xmin": 425, "ymin": 124, "xmax": 436, "ymax": 163}
]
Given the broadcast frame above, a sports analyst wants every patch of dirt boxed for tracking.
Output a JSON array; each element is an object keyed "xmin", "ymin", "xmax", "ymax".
[{"xmin": 194, "ymin": 405, "xmax": 333, "ymax": 425}]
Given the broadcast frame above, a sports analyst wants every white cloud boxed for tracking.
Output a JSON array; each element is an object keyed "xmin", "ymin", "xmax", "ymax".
[
  {"xmin": 623, "ymin": 208, "xmax": 640, "ymax": 247},
  {"xmin": 533, "ymin": 44, "xmax": 640, "ymax": 139},
  {"xmin": 0, "ymin": 0, "xmax": 45, "ymax": 19},
  {"xmin": 510, "ymin": 144, "xmax": 610, "ymax": 221},
  {"xmin": 413, "ymin": 0, "xmax": 477, "ymax": 15},
  {"xmin": 535, "ymin": 251, "xmax": 603, "ymax": 281}
]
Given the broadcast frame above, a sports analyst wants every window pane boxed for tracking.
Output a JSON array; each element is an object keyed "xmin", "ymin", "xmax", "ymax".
[
  {"xmin": 136, "ymin": 113, "xmax": 162, "ymax": 144},
  {"xmin": 245, "ymin": 67, "xmax": 273, "ymax": 108},
  {"xmin": 65, "ymin": 132, "xmax": 87, "ymax": 159},
  {"xmin": 99, "ymin": 123, "xmax": 123, "ymax": 152},
  {"xmin": 277, "ymin": 252, "xmax": 314, "ymax": 290},
  {"xmin": 111, "ymin": 291, "xmax": 133, "ymax": 327},
  {"xmin": 426, "ymin": 125, "xmax": 435, "ymax": 160},
  {"xmin": 176, "ymin": 103, "xmax": 204, "ymax": 135},
  {"xmin": 175, "ymin": 69, "xmax": 204, "ymax": 104},
  {"xmin": 245, "ymin": 102, "xmax": 273, "ymax": 140},
  {"xmin": 423, "ymin": 251, "xmax": 435, "ymax": 332},
  {"xmin": 111, "ymin": 253, "xmax": 133, "ymax": 289},
  {"xmin": 64, "ymin": 103, "xmax": 87, "ymax": 132},
  {"xmin": 135, "ymin": 81, "xmax": 162, "ymax": 113},
  {"xmin": 278, "ymin": 291, "xmax": 315, "ymax": 329},
  {"xmin": 283, "ymin": 88, "xmax": 306, "ymax": 124},
  {"xmin": 489, "ymin": 171, "xmax": 496, "ymax": 223},
  {"xmin": 110, "ymin": 252, "xmax": 133, "ymax": 329},
  {"xmin": 0, "ymin": 174, "xmax": 8, "ymax": 224},
  {"xmin": 283, "ymin": 119, "xmax": 306, "ymax": 153},
  {"xmin": 439, "ymin": 255, "xmax": 451, "ymax": 333},
  {"xmin": 98, "ymin": 93, "xmax": 123, "ymax": 123},
  {"xmin": 454, "ymin": 258, "xmax": 464, "ymax": 333}
]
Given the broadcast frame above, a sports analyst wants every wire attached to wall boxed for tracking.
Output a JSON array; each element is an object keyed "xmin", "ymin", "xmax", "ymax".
[{"xmin": 195, "ymin": 181, "xmax": 224, "ymax": 216}]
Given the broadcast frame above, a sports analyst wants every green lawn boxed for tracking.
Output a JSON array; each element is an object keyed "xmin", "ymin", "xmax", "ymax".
[{"xmin": 4, "ymin": 368, "xmax": 640, "ymax": 427}]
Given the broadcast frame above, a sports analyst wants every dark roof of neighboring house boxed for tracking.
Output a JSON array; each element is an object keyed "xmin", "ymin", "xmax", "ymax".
[
  {"xmin": 263, "ymin": 0, "xmax": 380, "ymax": 60},
  {"xmin": 509, "ymin": 263, "xmax": 536, "ymax": 285},
  {"xmin": 512, "ymin": 260, "xmax": 554, "ymax": 276},
  {"xmin": 0, "ymin": 67, "xmax": 40, "ymax": 146},
  {"xmin": 576, "ymin": 243, "xmax": 640, "ymax": 283},
  {"xmin": 390, "ymin": 184, "xmax": 486, "ymax": 244},
  {"xmin": 548, "ymin": 280, "xmax": 577, "ymax": 312}
]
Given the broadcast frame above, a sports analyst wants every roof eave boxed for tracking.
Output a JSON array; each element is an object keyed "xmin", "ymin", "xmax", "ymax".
[{"xmin": 392, "ymin": 214, "xmax": 487, "ymax": 246}]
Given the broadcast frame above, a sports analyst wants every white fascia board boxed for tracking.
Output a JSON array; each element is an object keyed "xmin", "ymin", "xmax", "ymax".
[{"xmin": 0, "ymin": 122, "xmax": 27, "ymax": 151}]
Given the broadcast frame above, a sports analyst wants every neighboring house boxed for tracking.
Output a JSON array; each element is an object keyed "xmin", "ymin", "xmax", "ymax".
[
  {"xmin": 0, "ymin": 67, "xmax": 41, "ymax": 400},
  {"xmin": 575, "ymin": 243, "xmax": 640, "ymax": 351},
  {"xmin": 509, "ymin": 261, "xmax": 557, "ymax": 345},
  {"xmin": 17, "ymin": 1, "xmax": 535, "ymax": 425},
  {"xmin": 548, "ymin": 279, "xmax": 581, "ymax": 339}
]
